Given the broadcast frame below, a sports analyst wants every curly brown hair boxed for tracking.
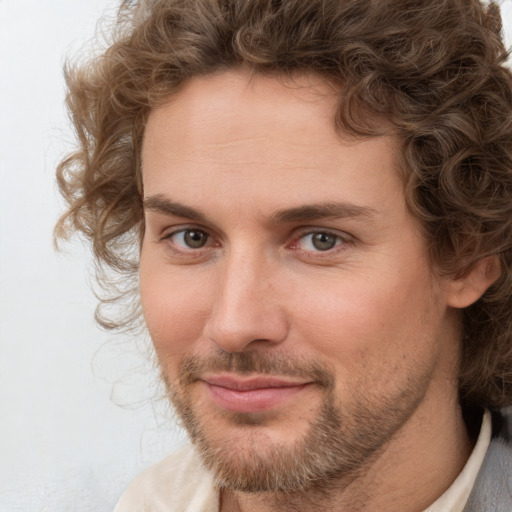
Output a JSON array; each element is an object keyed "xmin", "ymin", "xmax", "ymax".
[{"xmin": 56, "ymin": 0, "xmax": 512, "ymax": 410}]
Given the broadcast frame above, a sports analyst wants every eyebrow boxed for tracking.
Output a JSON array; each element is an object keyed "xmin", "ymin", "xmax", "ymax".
[
  {"xmin": 143, "ymin": 195, "xmax": 207, "ymax": 222},
  {"xmin": 270, "ymin": 202, "xmax": 377, "ymax": 224},
  {"xmin": 143, "ymin": 195, "xmax": 377, "ymax": 224}
]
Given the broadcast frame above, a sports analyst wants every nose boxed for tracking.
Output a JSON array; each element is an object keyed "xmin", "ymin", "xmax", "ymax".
[{"xmin": 203, "ymin": 250, "xmax": 289, "ymax": 353}]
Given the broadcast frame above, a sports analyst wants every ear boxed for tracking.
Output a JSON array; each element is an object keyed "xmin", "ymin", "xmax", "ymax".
[{"xmin": 446, "ymin": 255, "xmax": 501, "ymax": 309}]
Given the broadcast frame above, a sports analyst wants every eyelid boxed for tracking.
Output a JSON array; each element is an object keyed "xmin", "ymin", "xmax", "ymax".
[
  {"xmin": 160, "ymin": 223, "xmax": 210, "ymax": 240},
  {"xmin": 293, "ymin": 226, "xmax": 353, "ymax": 242}
]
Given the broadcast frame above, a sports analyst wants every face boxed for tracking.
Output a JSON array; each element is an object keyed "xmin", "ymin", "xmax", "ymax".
[{"xmin": 139, "ymin": 70, "xmax": 459, "ymax": 492}]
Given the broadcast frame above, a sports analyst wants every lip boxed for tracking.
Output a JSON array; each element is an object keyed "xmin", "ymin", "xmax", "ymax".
[{"xmin": 201, "ymin": 374, "xmax": 312, "ymax": 413}]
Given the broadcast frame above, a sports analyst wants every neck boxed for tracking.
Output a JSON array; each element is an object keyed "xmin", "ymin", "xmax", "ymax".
[{"xmin": 220, "ymin": 383, "xmax": 473, "ymax": 512}]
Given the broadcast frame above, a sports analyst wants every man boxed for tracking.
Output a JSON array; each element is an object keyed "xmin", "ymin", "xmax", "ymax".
[{"xmin": 56, "ymin": 0, "xmax": 512, "ymax": 510}]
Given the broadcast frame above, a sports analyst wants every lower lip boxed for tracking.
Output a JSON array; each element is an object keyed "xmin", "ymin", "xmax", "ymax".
[{"xmin": 204, "ymin": 382, "xmax": 310, "ymax": 413}]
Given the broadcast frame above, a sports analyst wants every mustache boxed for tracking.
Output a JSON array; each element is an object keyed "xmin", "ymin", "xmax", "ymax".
[{"xmin": 178, "ymin": 350, "xmax": 334, "ymax": 389}]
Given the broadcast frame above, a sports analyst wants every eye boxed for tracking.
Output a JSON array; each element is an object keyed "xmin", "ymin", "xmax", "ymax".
[
  {"xmin": 167, "ymin": 229, "xmax": 210, "ymax": 249},
  {"xmin": 297, "ymin": 231, "xmax": 343, "ymax": 251}
]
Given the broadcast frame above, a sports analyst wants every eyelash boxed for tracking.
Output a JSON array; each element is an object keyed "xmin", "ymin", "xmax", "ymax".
[{"xmin": 160, "ymin": 226, "xmax": 353, "ymax": 259}]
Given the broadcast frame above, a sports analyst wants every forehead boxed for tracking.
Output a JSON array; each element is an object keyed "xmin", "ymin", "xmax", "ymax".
[
  {"xmin": 141, "ymin": 70, "xmax": 402, "ymax": 218},
  {"xmin": 143, "ymin": 71, "xmax": 341, "ymax": 166}
]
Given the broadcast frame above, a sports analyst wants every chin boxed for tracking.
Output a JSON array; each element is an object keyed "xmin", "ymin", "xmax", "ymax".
[{"xmin": 172, "ymin": 388, "xmax": 383, "ymax": 493}]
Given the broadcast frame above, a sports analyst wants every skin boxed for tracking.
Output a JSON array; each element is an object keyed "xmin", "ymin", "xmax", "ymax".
[{"xmin": 139, "ymin": 70, "xmax": 495, "ymax": 512}]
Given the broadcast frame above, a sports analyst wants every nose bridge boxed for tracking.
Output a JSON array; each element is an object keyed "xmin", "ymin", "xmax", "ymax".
[{"xmin": 205, "ymin": 243, "xmax": 287, "ymax": 352}]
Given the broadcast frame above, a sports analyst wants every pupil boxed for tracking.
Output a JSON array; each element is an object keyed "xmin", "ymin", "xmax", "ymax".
[
  {"xmin": 184, "ymin": 230, "xmax": 207, "ymax": 248},
  {"xmin": 312, "ymin": 232, "xmax": 336, "ymax": 251}
]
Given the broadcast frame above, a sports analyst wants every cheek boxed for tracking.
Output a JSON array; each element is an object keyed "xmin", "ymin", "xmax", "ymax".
[
  {"xmin": 139, "ymin": 259, "xmax": 213, "ymax": 364},
  {"xmin": 293, "ymin": 266, "xmax": 441, "ymax": 383}
]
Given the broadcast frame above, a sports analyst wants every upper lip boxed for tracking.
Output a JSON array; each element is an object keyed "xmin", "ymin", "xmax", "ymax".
[{"xmin": 201, "ymin": 374, "xmax": 310, "ymax": 391}]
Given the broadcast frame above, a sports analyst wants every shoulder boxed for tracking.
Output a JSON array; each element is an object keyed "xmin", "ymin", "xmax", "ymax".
[
  {"xmin": 464, "ymin": 407, "xmax": 512, "ymax": 512},
  {"xmin": 113, "ymin": 445, "xmax": 219, "ymax": 512}
]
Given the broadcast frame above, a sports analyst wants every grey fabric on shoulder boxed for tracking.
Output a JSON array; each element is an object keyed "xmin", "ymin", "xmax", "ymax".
[{"xmin": 463, "ymin": 407, "xmax": 512, "ymax": 512}]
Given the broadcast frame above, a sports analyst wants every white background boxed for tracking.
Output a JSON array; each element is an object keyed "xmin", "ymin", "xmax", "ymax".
[
  {"xmin": 1, "ymin": 1, "xmax": 512, "ymax": 511},
  {"xmin": 0, "ymin": 2, "xmax": 187, "ymax": 511}
]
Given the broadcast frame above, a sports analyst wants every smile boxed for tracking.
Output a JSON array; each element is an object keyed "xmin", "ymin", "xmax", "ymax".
[{"xmin": 201, "ymin": 374, "xmax": 312, "ymax": 413}]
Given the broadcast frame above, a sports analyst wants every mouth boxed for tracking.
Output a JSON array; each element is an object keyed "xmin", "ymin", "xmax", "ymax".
[{"xmin": 200, "ymin": 374, "xmax": 313, "ymax": 413}]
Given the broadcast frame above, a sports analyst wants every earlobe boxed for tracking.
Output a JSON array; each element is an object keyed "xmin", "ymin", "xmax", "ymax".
[{"xmin": 446, "ymin": 255, "xmax": 501, "ymax": 308}]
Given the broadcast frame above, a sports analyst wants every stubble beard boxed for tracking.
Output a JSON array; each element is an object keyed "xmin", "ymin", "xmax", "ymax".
[{"xmin": 164, "ymin": 350, "xmax": 432, "ymax": 495}]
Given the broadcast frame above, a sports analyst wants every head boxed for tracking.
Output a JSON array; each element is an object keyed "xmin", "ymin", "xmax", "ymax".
[{"xmin": 57, "ymin": 0, "xmax": 512, "ymax": 494}]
